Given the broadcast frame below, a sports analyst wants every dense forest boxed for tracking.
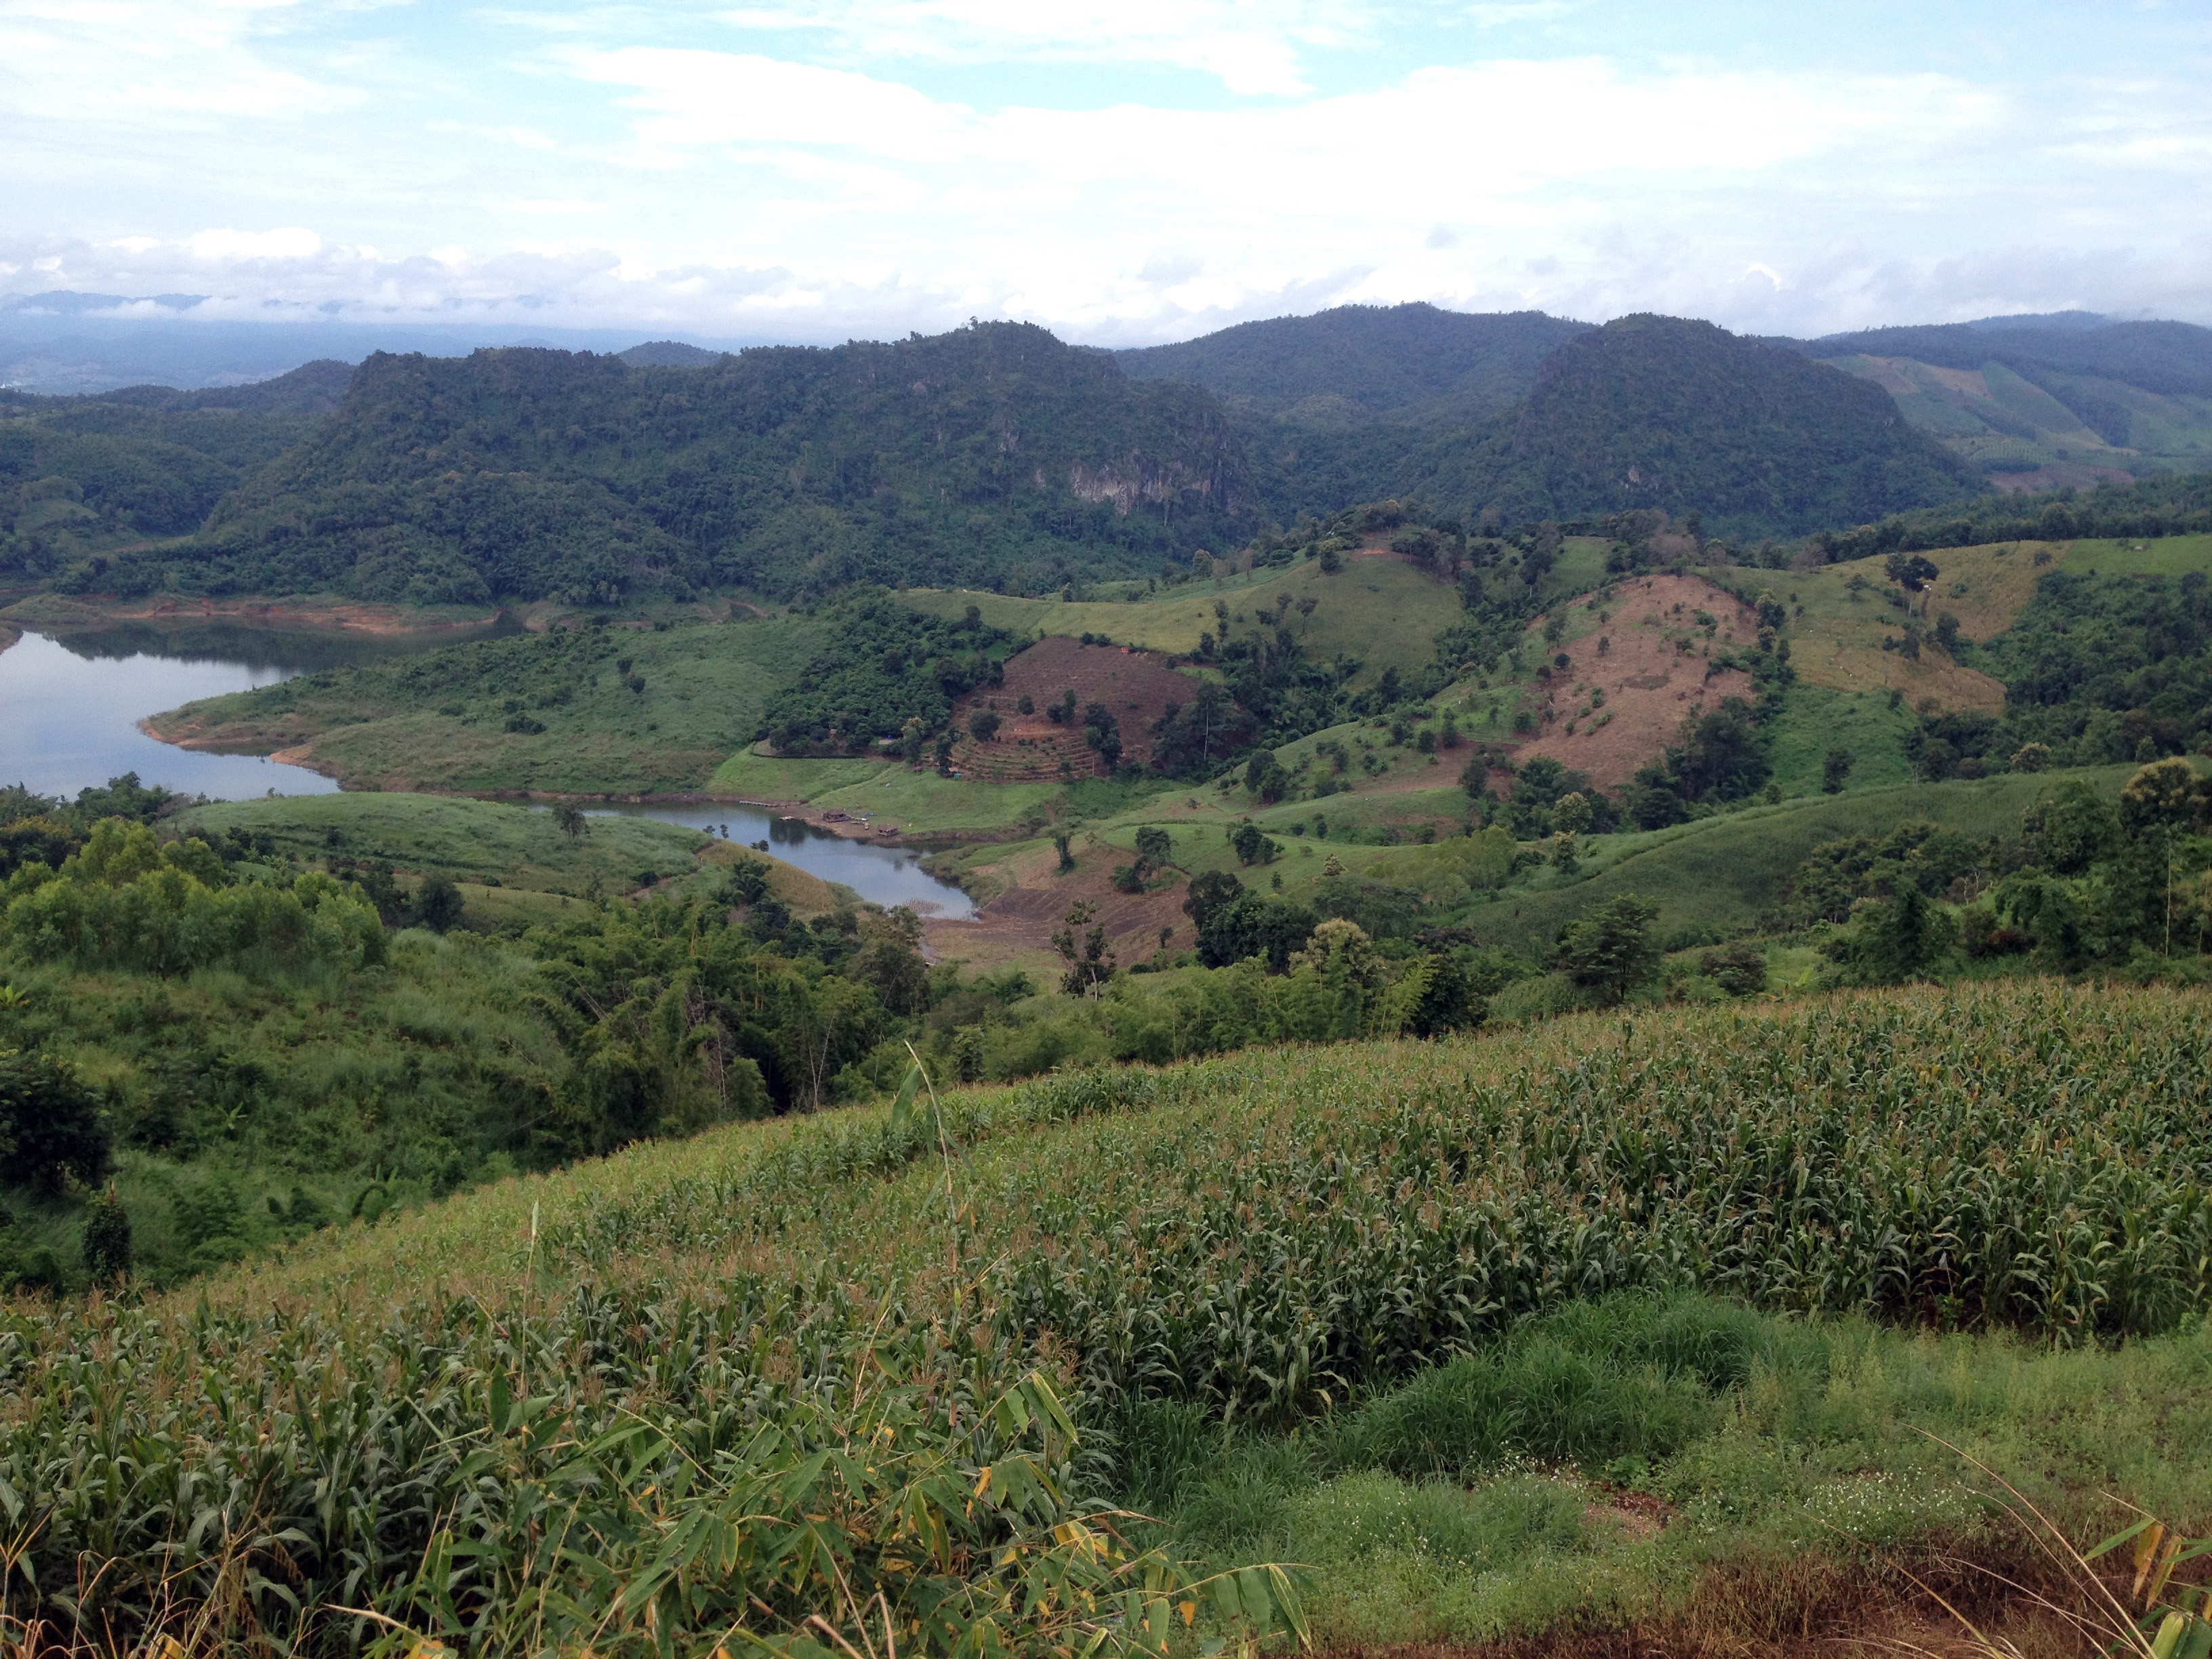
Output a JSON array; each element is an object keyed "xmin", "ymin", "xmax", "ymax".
[
  {"xmin": 1118, "ymin": 303, "xmax": 1591, "ymax": 426},
  {"xmin": 0, "ymin": 362, "xmax": 349, "ymax": 559},
  {"xmin": 57, "ymin": 324, "xmax": 1257, "ymax": 607},
  {"xmin": 1404, "ymin": 315, "xmax": 1984, "ymax": 538},
  {"xmin": 0, "ymin": 309, "xmax": 2030, "ymax": 609}
]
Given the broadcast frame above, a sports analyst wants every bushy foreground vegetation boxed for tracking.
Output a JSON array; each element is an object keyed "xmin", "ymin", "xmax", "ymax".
[{"xmin": 4, "ymin": 981, "xmax": 2210, "ymax": 1654}]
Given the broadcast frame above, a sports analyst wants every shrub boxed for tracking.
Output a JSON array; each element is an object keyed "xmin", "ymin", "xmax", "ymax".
[{"xmin": 0, "ymin": 1050, "xmax": 110, "ymax": 1194}]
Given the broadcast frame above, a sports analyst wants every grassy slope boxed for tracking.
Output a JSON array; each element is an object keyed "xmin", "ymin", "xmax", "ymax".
[
  {"xmin": 1408, "ymin": 764, "xmax": 2143, "ymax": 955},
  {"xmin": 904, "ymin": 540, "xmax": 1609, "ymax": 691},
  {"xmin": 14, "ymin": 983, "xmax": 2209, "ymax": 1654},
  {"xmin": 706, "ymin": 747, "xmax": 1067, "ymax": 836},
  {"xmin": 178, "ymin": 792, "xmax": 843, "ymax": 915},
  {"xmin": 0, "ymin": 928, "xmax": 558, "ymax": 1285},
  {"xmin": 150, "ymin": 615, "xmax": 814, "ymax": 796}
]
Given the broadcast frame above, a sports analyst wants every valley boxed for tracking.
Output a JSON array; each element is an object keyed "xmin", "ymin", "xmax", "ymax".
[{"xmin": 9, "ymin": 305, "xmax": 2212, "ymax": 1658}]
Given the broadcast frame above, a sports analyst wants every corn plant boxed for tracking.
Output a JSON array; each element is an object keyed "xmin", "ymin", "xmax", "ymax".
[{"xmin": 5, "ymin": 981, "xmax": 2210, "ymax": 1652}]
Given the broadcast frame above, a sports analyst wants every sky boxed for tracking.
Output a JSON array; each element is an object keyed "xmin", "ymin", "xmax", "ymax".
[{"xmin": 3, "ymin": 0, "xmax": 2210, "ymax": 347}]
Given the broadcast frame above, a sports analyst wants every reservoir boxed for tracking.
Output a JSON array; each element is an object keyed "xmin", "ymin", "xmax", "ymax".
[{"xmin": 0, "ymin": 625, "xmax": 974, "ymax": 914}]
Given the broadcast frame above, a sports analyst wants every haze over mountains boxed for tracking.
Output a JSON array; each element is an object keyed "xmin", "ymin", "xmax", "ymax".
[{"xmin": 4, "ymin": 298, "xmax": 2210, "ymax": 609}]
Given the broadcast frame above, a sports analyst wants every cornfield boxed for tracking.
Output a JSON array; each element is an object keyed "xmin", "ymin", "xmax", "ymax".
[{"xmin": 4, "ymin": 980, "xmax": 2210, "ymax": 1655}]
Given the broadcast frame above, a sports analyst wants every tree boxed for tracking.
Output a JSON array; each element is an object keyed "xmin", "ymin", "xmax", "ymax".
[
  {"xmin": 900, "ymin": 717, "xmax": 928, "ymax": 766},
  {"xmin": 1552, "ymin": 792, "xmax": 1592, "ymax": 834},
  {"xmin": 1884, "ymin": 552, "xmax": 1940, "ymax": 592},
  {"xmin": 1408, "ymin": 953, "xmax": 1484, "ymax": 1038},
  {"xmin": 417, "ymin": 875, "xmax": 465, "ymax": 933},
  {"xmin": 1081, "ymin": 703, "xmax": 1122, "ymax": 767},
  {"xmin": 2023, "ymin": 781, "xmax": 2118, "ymax": 875},
  {"xmin": 1244, "ymin": 749, "xmax": 1288, "ymax": 803},
  {"xmin": 554, "ymin": 804, "xmax": 590, "ymax": 845},
  {"xmin": 1933, "ymin": 611, "xmax": 1962, "ymax": 655},
  {"xmin": 1196, "ymin": 890, "xmax": 1315, "ymax": 971},
  {"xmin": 1051, "ymin": 901, "xmax": 1117, "ymax": 998},
  {"xmin": 1555, "ymin": 893, "xmax": 1660, "ymax": 1006},
  {"xmin": 1053, "ymin": 831, "xmax": 1076, "ymax": 873},
  {"xmin": 82, "ymin": 1185, "xmax": 131, "ymax": 1284},
  {"xmin": 1134, "ymin": 825, "xmax": 1172, "ymax": 872},
  {"xmin": 968, "ymin": 709, "xmax": 1002, "ymax": 743},
  {"xmin": 2119, "ymin": 758, "xmax": 2203, "ymax": 840},
  {"xmin": 934, "ymin": 731, "xmax": 957, "ymax": 775},
  {"xmin": 1822, "ymin": 748, "xmax": 1855, "ymax": 794},
  {"xmin": 0, "ymin": 1051, "xmax": 110, "ymax": 1195},
  {"xmin": 1183, "ymin": 869, "xmax": 1243, "ymax": 930},
  {"xmin": 1231, "ymin": 821, "xmax": 1278, "ymax": 866},
  {"xmin": 1845, "ymin": 884, "xmax": 1956, "ymax": 984},
  {"xmin": 1460, "ymin": 753, "xmax": 1491, "ymax": 801}
]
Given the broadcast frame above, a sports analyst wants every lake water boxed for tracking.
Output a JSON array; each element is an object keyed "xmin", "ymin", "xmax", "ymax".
[
  {"xmin": 589, "ymin": 804, "xmax": 976, "ymax": 918},
  {"xmin": 0, "ymin": 628, "xmax": 341, "ymax": 800},
  {"xmin": 0, "ymin": 625, "xmax": 975, "ymax": 915}
]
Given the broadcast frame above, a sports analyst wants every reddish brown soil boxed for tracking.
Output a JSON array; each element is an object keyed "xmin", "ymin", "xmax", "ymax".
[
  {"xmin": 949, "ymin": 636, "xmax": 1210, "ymax": 782},
  {"xmin": 1499, "ymin": 575, "xmax": 1758, "ymax": 792}
]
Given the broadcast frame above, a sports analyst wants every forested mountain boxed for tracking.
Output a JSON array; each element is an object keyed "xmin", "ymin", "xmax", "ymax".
[
  {"xmin": 1117, "ymin": 303, "xmax": 1591, "ymax": 426},
  {"xmin": 1118, "ymin": 308, "xmax": 1981, "ymax": 537},
  {"xmin": 1400, "ymin": 314, "xmax": 1983, "ymax": 538},
  {"xmin": 81, "ymin": 323, "xmax": 1256, "ymax": 605},
  {"xmin": 0, "ymin": 361, "xmax": 351, "ymax": 563}
]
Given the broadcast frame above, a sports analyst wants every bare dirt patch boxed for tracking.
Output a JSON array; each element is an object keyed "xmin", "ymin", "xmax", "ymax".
[
  {"xmin": 1507, "ymin": 575, "xmax": 1758, "ymax": 790},
  {"xmin": 950, "ymin": 636, "xmax": 1210, "ymax": 782},
  {"xmin": 924, "ymin": 838, "xmax": 1193, "ymax": 970}
]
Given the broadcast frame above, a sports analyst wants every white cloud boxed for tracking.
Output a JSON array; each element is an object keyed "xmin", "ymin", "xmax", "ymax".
[
  {"xmin": 2, "ymin": 7, "xmax": 2209, "ymax": 342},
  {"xmin": 561, "ymin": 46, "xmax": 971, "ymax": 156},
  {"xmin": 186, "ymin": 226, "xmax": 324, "ymax": 261},
  {"xmin": 714, "ymin": 0, "xmax": 1365, "ymax": 98},
  {"xmin": 0, "ymin": 0, "xmax": 350, "ymax": 123}
]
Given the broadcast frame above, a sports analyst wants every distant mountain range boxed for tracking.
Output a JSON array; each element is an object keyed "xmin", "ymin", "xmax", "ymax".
[{"xmin": 4, "ymin": 293, "xmax": 2209, "ymax": 606}]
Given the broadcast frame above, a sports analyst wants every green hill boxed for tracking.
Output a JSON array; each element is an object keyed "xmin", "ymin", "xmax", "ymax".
[
  {"xmin": 1408, "ymin": 314, "xmax": 1984, "ymax": 539},
  {"xmin": 0, "ymin": 361, "xmax": 348, "ymax": 569},
  {"xmin": 81, "ymin": 323, "xmax": 1258, "ymax": 607},
  {"xmin": 1116, "ymin": 303, "xmax": 1590, "ymax": 427}
]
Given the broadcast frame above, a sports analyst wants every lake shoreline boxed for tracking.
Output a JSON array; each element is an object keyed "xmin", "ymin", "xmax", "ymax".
[
  {"xmin": 2, "ymin": 592, "xmax": 509, "ymax": 641},
  {"xmin": 142, "ymin": 719, "xmax": 1029, "ymax": 848}
]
